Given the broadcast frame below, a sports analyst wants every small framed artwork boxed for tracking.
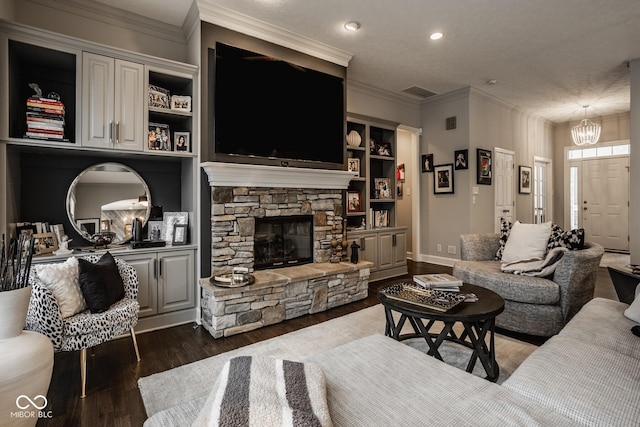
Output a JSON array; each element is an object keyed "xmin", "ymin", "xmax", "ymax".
[
  {"xmin": 172, "ymin": 224, "xmax": 188, "ymax": 245},
  {"xmin": 33, "ymin": 232, "xmax": 58, "ymax": 255},
  {"xmin": 434, "ymin": 164, "xmax": 455, "ymax": 194},
  {"xmin": 170, "ymin": 95, "xmax": 191, "ymax": 112},
  {"xmin": 77, "ymin": 218, "xmax": 99, "ymax": 236},
  {"xmin": 162, "ymin": 212, "xmax": 189, "ymax": 245},
  {"xmin": 347, "ymin": 158, "xmax": 360, "ymax": 177},
  {"xmin": 375, "ymin": 142, "xmax": 393, "ymax": 157},
  {"xmin": 374, "ymin": 178, "xmax": 391, "ymax": 199},
  {"xmin": 454, "ymin": 149, "xmax": 468, "ymax": 170},
  {"xmin": 347, "ymin": 190, "xmax": 362, "ymax": 212},
  {"xmin": 396, "ymin": 163, "xmax": 405, "ymax": 181},
  {"xmin": 149, "ymin": 123, "xmax": 171, "ymax": 151},
  {"xmin": 374, "ymin": 210, "xmax": 389, "ymax": 228},
  {"xmin": 519, "ymin": 165, "xmax": 532, "ymax": 194},
  {"xmin": 148, "ymin": 84, "xmax": 170, "ymax": 109},
  {"xmin": 174, "ymin": 132, "xmax": 190, "ymax": 152},
  {"xmin": 422, "ymin": 154, "xmax": 434, "ymax": 173},
  {"xmin": 477, "ymin": 148, "xmax": 492, "ymax": 185},
  {"xmin": 148, "ymin": 220, "xmax": 163, "ymax": 240}
]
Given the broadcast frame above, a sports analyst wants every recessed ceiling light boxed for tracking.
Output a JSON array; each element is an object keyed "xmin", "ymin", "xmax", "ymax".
[
  {"xmin": 344, "ymin": 21, "xmax": 361, "ymax": 31},
  {"xmin": 429, "ymin": 32, "xmax": 443, "ymax": 40}
]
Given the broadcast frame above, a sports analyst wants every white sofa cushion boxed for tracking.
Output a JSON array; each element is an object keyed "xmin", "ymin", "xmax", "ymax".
[
  {"xmin": 35, "ymin": 256, "xmax": 86, "ymax": 318},
  {"xmin": 501, "ymin": 221, "xmax": 552, "ymax": 264}
]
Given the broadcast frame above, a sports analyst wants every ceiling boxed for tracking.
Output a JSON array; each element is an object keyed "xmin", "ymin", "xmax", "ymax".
[{"xmin": 93, "ymin": 0, "xmax": 640, "ymax": 124}]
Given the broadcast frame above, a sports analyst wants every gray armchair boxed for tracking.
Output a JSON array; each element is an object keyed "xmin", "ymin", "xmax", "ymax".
[{"xmin": 453, "ymin": 233, "xmax": 604, "ymax": 336}]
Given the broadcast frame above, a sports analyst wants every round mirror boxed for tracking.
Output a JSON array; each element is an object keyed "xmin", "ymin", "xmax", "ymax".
[{"xmin": 66, "ymin": 162, "xmax": 151, "ymax": 245}]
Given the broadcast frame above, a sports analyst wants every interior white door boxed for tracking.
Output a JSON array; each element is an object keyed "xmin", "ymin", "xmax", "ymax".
[
  {"xmin": 533, "ymin": 158, "xmax": 551, "ymax": 224},
  {"xmin": 494, "ymin": 149, "xmax": 515, "ymax": 232},
  {"xmin": 582, "ymin": 157, "xmax": 629, "ymax": 251}
]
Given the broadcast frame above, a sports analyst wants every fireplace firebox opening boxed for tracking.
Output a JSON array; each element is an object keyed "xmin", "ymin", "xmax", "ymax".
[{"xmin": 254, "ymin": 215, "xmax": 314, "ymax": 270}]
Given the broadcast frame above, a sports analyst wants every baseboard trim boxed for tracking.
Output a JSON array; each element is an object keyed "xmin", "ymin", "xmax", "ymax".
[
  {"xmin": 416, "ymin": 254, "xmax": 458, "ymax": 267},
  {"xmin": 135, "ymin": 309, "xmax": 197, "ymax": 334}
]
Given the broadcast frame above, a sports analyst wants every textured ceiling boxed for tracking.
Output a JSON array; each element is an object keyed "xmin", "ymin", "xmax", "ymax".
[{"xmin": 94, "ymin": 0, "xmax": 640, "ymax": 124}]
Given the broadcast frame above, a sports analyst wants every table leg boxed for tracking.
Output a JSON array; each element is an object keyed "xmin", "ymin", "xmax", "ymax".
[{"xmin": 462, "ymin": 319, "xmax": 499, "ymax": 382}]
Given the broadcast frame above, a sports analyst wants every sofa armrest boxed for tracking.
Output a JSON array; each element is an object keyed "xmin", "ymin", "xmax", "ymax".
[
  {"xmin": 553, "ymin": 242, "xmax": 605, "ymax": 321},
  {"xmin": 459, "ymin": 233, "xmax": 501, "ymax": 261},
  {"xmin": 25, "ymin": 275, "xmax": 64, "ymax": 351}
]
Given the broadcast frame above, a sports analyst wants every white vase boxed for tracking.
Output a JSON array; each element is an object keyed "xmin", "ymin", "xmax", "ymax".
[
  {"xmin": 0, "ymin": 287, "xmax": 54, "ymax": 427},
  {"xmin": 346, "ymin": 130, "xmax": 362, "ymax": 147}
]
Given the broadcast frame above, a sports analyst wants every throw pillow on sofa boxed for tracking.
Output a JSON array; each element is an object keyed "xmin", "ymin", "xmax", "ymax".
[
  {"xmin": 547, "ymin": 222, "xmax": 585, "ymax": 251},
  {"xmin": 501, "ymin": 221, "xmax": 553, "ymax": 264},
  {"xmin": 495, "ymin": 217, "xmax": 513, "ymax": 260},
  {"xmin": 35, "ymin": 256, "xmax": 87, "ymax": 318},
  {"xmin": 78, "ymin": 252, "xmax": 125, "ymax": 313}
]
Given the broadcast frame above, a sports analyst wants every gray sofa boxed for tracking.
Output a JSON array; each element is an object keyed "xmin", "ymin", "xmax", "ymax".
[
  {"xmin": 452, "ymin": 233, "xmax": 604, "ymax": 336},
  {"xmin": 143, "ymin": 297, "xmax": 639, "ymax": 426}
]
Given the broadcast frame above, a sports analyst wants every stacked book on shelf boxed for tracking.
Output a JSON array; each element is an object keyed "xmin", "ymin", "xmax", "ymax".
[
  {"xmin": 413, "ymin": 273, "xmax": 463, "ymax": 291},
  {"xmin": 25, "ymin": 96, "xmax": 66, "ymax": 141}
]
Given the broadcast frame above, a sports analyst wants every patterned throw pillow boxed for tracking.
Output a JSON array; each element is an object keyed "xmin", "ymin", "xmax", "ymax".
[
  {"xmin": 495, "ymin": 217, "xmax": 513, "ymax": 260},
  {"xmin": 35, "ymin": 256, "xmax": 87, "ymax": 318},
  {"xmin": 547, "ymin": 222, "xmax": 585, "ymax": 250}
]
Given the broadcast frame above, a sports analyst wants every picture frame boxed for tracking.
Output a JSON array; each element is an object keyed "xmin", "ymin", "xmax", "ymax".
[
  {"xmin": 170, "ymin": 95, "xmax": 191, "ymax": 112},
  {"xmin": 374, "ymin": 178, "xmax": 391, "ymax": 199},
  {"xmin": 374, "ymin": 210, "xmax": 389, "ymax": 228},
  {"xmin": 347, "ymin": 158, "xmax": 360, "ymax": 177},
  {"xmin": 147, "ymin": 220, "xmax": 164, "ymax": 240},
  {"xmin": 375, "ymin": 142, "xmax": 393, "ymax": 157},
  {"xmin": 77, "ymin": 218, "xmax": 99, "ymax": 236},
  {"xmin": 477, "ymin": 148, "xmax": 492, "ymax": 185},
  {"xmin": 162, "ymin": 212, "xmax": 189, "ymax": 245},
  {"xmin": 454, "ymin": 149, "xmax": 469, "ymax": 170},
  {"xmin": 149, "ymin": 123, "xmax": 171, "ymax": 151},
  {"xmin": 172, "ymin": 223, "xmax": 188, "ymax": 245},
  {"xmin": 434, "ymin": 164, "xmax": 455, "ymax": 194},
  {"xmin": 174, "ymin": 132, "xmax": 190, "ymax": 152},
  {"xmin": 347, "ymin": 190, "xmax": 362, "ymax": 212},
  {"xmin": 422, "ymin": 154, "xmax": 434, "ymax": 173},
  {"xmin": 33, "ymin": 232, "xmax": 58, "ymax": 255},
  {"xmin": 519, "ymin": 165, "xmax": 532, "ymax": 194},
  {"xmin": 148, "ymin": 84, "xmax": 170, "ymax": 109},
  {"xmin": 396, "ymin": 163, "xmax": 405, "ymax": 181},
  {"xmin": 15, "ymin": 223, "xmax": 37, "ymax": 236}
]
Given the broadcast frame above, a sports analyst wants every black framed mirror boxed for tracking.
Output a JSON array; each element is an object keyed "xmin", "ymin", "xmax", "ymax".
[{"xmin": 66, "ymin": 162, "xmax": 151, "ymax": 245}]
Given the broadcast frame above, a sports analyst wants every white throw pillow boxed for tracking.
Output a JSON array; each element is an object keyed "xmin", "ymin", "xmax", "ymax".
[
  {"xmin": 623, "ymin": 283, "xmax": 640, "ymax": 323},
  {"xmin": 501, "ymin": 221, "xmax": 552, "ymax": 264},
  {"xmin": 35, "ymin": 257, "xmax": 86, "ymax": 318}
]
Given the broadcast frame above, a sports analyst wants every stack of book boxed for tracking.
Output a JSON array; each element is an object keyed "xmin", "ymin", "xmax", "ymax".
[
  {"xmin": 413, "ymin": 273, "xmax": 463, "ymax": 292},
  {"xmin": 25, "ymin": 97, "xmax": 66, "ymax": 141}
]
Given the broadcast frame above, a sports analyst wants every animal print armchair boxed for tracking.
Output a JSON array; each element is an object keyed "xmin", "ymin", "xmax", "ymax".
[{"xmin": 25, "ymin": 253, "xmax": 141, "ymax": 398}]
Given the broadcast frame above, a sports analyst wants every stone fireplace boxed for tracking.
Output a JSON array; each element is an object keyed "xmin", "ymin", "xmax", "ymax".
[{"xmin": 199, "ymin": 162, "xmax": 373, "ymax": 338}]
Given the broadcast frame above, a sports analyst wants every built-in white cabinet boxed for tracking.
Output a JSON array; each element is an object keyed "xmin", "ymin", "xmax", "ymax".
[
  {"xmin": 348, "ymin": 227, "xmax": 407, "ymax": 281},
  {"xmin": 82, "ymin": 53, "xmax": 144, "ymax": 151}
]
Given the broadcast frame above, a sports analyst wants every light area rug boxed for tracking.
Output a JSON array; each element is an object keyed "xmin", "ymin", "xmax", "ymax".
[{"xmin": 138, "ymin": 304, "xmax": 537, "ymax": 418}]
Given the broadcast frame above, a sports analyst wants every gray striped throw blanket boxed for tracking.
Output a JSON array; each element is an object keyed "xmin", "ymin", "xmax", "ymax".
[{"xmin": 192, "ymin": 356, "xmax": 333, "ymax": 427}]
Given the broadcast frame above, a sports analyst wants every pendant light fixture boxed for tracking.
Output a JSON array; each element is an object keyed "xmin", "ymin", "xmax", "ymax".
[{"xmin": 571, "ymin": 106, "xmax": 601, "ymax": 146}]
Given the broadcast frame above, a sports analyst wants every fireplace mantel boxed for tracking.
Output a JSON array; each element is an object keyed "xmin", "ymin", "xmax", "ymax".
[{"xmin": 201, "ymin": 162, "xmax": 355, "ymax": 189}]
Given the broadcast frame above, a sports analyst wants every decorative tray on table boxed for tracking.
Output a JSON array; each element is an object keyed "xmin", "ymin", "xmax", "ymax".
[
  {"xmin": 381, "ymin": 282, "xmax": 466, "ymax": 312},
  {"xmin": 210, "ymin": 272, "xmax": 254, "ymax": 288}
]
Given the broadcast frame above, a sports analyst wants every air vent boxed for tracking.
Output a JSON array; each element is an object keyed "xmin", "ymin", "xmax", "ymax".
[
  {"xmin": 402, "ymin": 85, "xmax": 437, "ymax": 98},
  {"xmin": 446, "ymin": 116, "xmax": 457, "ymax": 130}
]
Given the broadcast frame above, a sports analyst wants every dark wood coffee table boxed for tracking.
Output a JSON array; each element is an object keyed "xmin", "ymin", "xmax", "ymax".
[{"xmin": 378, "ymin": 282, "xmax": 505, "ymax": 381}]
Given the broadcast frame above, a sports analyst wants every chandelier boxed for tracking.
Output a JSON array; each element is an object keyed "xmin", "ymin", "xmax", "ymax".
[{"xmin": 571, "ymin": 106, "xmax": 601, "ymax": 146}]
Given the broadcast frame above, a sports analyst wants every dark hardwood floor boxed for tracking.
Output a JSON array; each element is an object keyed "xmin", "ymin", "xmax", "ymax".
[{"xmin": 37, "ymin": 260, "xmax": 617, "ymax": 426}]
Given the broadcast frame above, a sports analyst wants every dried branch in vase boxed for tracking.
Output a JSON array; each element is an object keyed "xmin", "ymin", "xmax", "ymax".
[{"xmin": 0, "ymin": 233, "xmax": 35, "ymax": 291}]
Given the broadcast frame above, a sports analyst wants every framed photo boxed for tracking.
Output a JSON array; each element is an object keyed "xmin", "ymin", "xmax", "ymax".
[
  {"xmin": 375, "ymin": 142, "xmax": 393, "ymax": 157},
  {"xmin": 454, "ymin": 149, "xmax": 469, "ymax": 170},
  {"xmin": 174, "ymin": 132, "xmax": 190, "ymax": 152},
  {"xmin": 148, "ymin": 84, "xmax": 170, "ymax": 109},
  {"xmin": 172, "ymin": 223, "xmax": 188, "ymax": 245},
  {"xmin": 477, "ymin": 148, "xmax": 492, "ymax": 185},
  {"xmin": 33, "ymin": 232, "xmax": 58, "ymax": 255},
  {"xmin": 396, "ymin": 163, "xmax": 405, "ymax": 181},
  {"xmin": 347, "ymin": 158, "xmax": 360, "ymax": 176},
  {"xmin": 162, "ymin": 212, "xmax": 189, "ymax": 245},
  {"xmin": 374, "ymin": 210, "xmax": 389, "ymax": 228},
  {"xmin": 422, "ymin": 154, "xmax": 434, "ymax": 173},
  {"xmin": 434, "ymin": 164, "xmax": 455, "ymax": 194},
  {"xmin": 374, "ymin": 178, "xmax": 391, "ymax": 199},
  {"xmin": 347, "ymin": 190, "xmax": 362, "ymax": 212},
  {"xmin": 149, "ymin": 123, "xmax": 171, "ymax": 151},
  {"xmin": 77, "ymin": 218, "xmax": 99, "ymax": 236},
  {"xmin": 519, "ymin": 165, "xmax": 532, "ymax": 194},
  {"xmin": 148, "ymin": 220, "xmax": 163, "ymax": 240},
  {"xmin": 16, "ymin": 223, "xmax": 37, "ymax": 236},
  {"xmin": 171, "ymin": 95, "xmax": 191, "ymax": 112}
]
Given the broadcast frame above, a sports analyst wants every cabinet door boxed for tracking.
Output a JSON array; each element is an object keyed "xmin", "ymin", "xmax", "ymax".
[
  {"xmin": 82, "ymin": 52, "xmax": 114, "ymax": 148},
  {"xmin": 113, "ymin": 59, "xmax": 144, "ymax": 151},
  {"xmin": 158, "ymin": 250, "xmax": 195, "ymax": 313},
  {"xmin": 378, "ymin": 232, "xmax": 394, "ymax": 270},
  {"xmin": 392, "ymin": 231, "xmax": 407, "ymax": 267},
  {"xmin": 358, "ymin": 234, "xmax": 378, "ymax": 272},
  {"xmin": 120, "ymin": 253, "xmax": 158, "ymax": 318}
]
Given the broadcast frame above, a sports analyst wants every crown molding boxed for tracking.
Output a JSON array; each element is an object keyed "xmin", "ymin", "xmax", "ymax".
[{"xmin": 196, "ymin": 1, "xmax": 352, "ymax": 67}]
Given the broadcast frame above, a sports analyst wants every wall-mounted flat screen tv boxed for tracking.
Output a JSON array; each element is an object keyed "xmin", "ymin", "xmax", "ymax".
[{"xmin": 213, "ymin": 42, "xmax": 345, "ymax": 168}]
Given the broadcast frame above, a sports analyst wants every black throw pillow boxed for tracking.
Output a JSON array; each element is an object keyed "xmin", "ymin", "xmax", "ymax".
[{"xmin": 78, "ymin": 252, "xmax": 125, "ymax": 313}]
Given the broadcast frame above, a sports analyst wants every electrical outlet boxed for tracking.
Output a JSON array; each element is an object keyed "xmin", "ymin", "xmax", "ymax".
[
  {"xmin": 448, "ymin": 245, "xmax": 457, "ymax": 254},
  {"xmin": 437, "ymin": 244, "xmax": 442, "ymax": 252}
]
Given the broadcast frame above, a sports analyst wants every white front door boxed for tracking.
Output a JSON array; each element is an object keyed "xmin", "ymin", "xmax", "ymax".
[
  {"xmin": 494, "ymin": 148, "xmax": 515, "ymax": 232},
  {"xmin": 582, "ymin": 157, "xmax": 629, "ymax": 250}
]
